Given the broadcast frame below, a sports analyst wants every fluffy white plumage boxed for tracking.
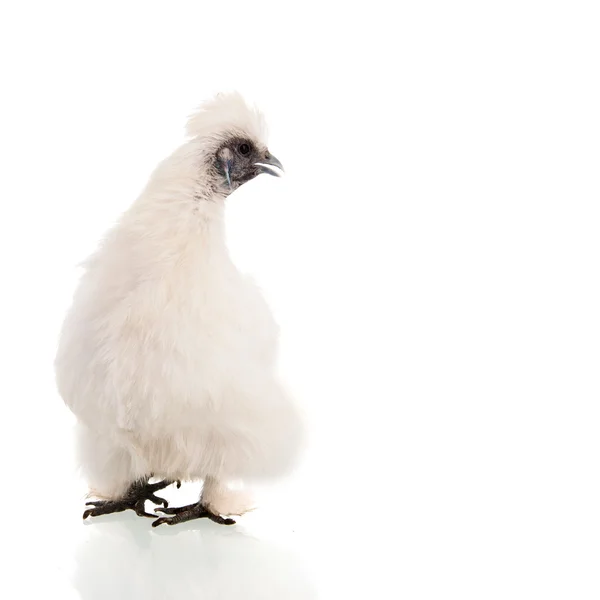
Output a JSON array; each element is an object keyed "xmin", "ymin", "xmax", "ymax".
[{"xmin": 54, "ymin": 92, "xmax": 304, "ymax": 518}]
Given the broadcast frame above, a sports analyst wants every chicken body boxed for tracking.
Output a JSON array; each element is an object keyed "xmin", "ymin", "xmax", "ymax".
[{"xmin": 54, "ymin": 93, "xmax": 304, "ymax": 522}]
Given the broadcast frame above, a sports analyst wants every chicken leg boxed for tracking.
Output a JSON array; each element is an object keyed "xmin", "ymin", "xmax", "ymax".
[
  {"xmin": 152, "ymin": 502, "xmax": 235, "ymax": 527},
  {"xmin": 83, "ymin": 478, "xmax": 180, "ymax": 520}
]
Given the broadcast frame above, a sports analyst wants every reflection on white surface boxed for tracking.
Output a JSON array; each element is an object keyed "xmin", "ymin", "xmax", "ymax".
[
  {"xmin": 74, "ymin": 516, "xmax": 316, "ymax": 600},
  {"xmin": 1, "ymin": 414, "xmax": 322, "ymax": 599}
]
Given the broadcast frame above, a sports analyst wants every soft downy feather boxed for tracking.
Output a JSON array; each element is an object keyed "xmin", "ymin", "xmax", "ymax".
[{"xmin": 55, "ymin": 92, "xmax": 304, "ymax": 511}]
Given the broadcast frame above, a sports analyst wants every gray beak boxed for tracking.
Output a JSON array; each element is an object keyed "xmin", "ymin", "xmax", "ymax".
[{"xmin": 255, "ymin": 153, "xmax": 284, "ymax": 177}]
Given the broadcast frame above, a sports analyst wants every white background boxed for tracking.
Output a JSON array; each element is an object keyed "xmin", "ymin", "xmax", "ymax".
[{"xmin": 0, "ymin": 1, "xmax": 599, "ymax": 598}]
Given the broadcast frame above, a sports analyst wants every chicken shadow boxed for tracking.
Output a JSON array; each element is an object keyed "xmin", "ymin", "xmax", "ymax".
[{"xmin": 72, "ymin": 514, "xmax": 317, "ymax": 600}]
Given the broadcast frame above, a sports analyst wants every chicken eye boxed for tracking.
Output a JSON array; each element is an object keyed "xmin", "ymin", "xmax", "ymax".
[{"xmin": 239, "ymin": 143, "xmax": 250, "ymax": 155}]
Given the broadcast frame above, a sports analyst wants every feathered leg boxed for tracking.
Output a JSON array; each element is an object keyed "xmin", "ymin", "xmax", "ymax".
[
  {"xmin": 152, "ymin": 477, "xmax": 252, "ymax": 527},
  {"xmin": 83, "ymin": 477, "xmax": 180, "ymax": 520}
]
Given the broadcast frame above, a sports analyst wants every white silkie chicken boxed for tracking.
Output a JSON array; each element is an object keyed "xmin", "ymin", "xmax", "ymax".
[{"xmin": 54, "ymin": 92, "xmax": 304, "ymax": 527}]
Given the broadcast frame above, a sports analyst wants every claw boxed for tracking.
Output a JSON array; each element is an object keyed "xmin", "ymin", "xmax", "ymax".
[
  {"xmin": 154, "ymin": 507, "xmax": 173, "ymax": 515},
  {"xmin": 154, "ymin": 505, "xmax": 186, "ymax": 515},
  {"xmin": 151, "ymin": 502, "xmax": 236, "ymax": 527},
  {"xmin": 82, "ymin": 478, "xmax": 177, "ymax": 522},
  {"xmin": 147, "ymin": 494, "xmax": 169, "ymax": 507}
]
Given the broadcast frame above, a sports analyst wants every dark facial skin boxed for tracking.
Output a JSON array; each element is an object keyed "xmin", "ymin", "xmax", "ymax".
[{"xmin": 215, "ymin": 136, "xmax": 283, "ymax": 192}]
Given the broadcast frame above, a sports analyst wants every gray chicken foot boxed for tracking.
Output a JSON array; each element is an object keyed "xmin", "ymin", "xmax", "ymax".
[
  {"xmin": 152, "ymin": 502, "xmax": 235, "ymax": 527},
  {"xmin": 83, "ymin": 477, "xmax": 181, "ymax": 520}
]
